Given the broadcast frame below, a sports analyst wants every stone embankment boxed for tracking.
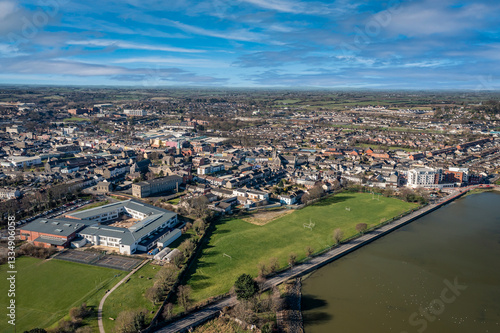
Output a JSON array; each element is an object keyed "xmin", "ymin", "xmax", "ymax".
[{"xmin": 276, "ymin": 278, "xmax": 304, "ymax": 333}]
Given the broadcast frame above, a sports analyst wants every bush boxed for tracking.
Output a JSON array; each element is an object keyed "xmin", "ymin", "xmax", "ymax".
[
  {"xmin": 114, "ymin": 309, "xmax": 147, "ymax": 333},
  {"xmin": 145, "ymin": 282, "xmax": 164, "ymax": 304},
  {"xmin": 51, "ymin": 319, "xmax": 77, "ymax": 333},
  {"xmin": 179, "ymin": 239, "xmax": 196, "ymax": 257},
  {"xmin": 69, "ymin": 303, "xmax": 91, "ymax": 321},
  {"xmin": 261, "ymin": 322, "xmax": 275, "ymax": 333},
  {"xmin": 162, "ymin": 303, "xmax": 174, "ymax": 320},
  {"xmin": 234, "ymin": 274, "xmax": 258, "ymax": 301},
  {"xmin": 18, "ymin": 243, "xmax": 56, "ymax": 259}
]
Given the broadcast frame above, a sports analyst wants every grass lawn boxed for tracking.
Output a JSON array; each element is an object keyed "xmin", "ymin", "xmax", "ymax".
[
  {"xmin": 354, "ymin": 143, "xmax": 419, "ymax": 152},
  {"xmin": 102, "ymin": 263, "xmax": 161, "ymax": 333},
  {"xmin": 168, "ymin": 197, "xmax": 181, "ymax": 205},
  {"xmin": 185, "ymin": 193, "xmax": 417, "ymax": 304},
  {"xmin": 63, "ymin": 117, "xmax": 88, "ymax": 122},
  {"xmin": 75, "ymin": 200, "xmax": 109, "ymax": 212},
  {"xmin": 0, "ymin": 257, "xmax": 122, "ymax": 333}
]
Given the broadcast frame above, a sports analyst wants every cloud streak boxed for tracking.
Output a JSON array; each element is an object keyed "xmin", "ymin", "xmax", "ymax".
[
  {"xmin": 0, "ymin": 0, "xmax": 499, "ymax": 88},
  {"xmin": 66, "ymin": 39, "xmax": 204, "ymax": 53}
]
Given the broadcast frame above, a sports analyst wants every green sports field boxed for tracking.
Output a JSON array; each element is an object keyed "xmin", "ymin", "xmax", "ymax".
[
  {"xmin": 0, "ymin": 257, "xmax": 122, "ymax": 333},
  {"xmin": 102, "ymin": 263, "xmax": 160, "ymax": 333},
  {"xmin": 186, "ymin": 192, "xmax": 417, "ymax": 303}
]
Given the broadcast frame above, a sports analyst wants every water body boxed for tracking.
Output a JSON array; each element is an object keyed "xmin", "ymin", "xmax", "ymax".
[{"xmin": 302, "ymin": 192, "xmax": 500, "ymax": 333}]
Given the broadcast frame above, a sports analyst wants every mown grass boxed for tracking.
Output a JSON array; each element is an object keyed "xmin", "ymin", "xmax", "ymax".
[
  {"xmin": 101, "ymin": 262, "xmax": 159, "ymax": 333},
  {"xmin": 168, "ymin": 197, "xmax": 181, "ymax": 205},
  {"xmin": 354, "ymin": 143, "xmax": 419, "ymax": 152},
  {"xmin": 63, "ymin": 117, "xmax": 88, "ymax": 122},
  {"xmin": 74, "ymin": 200, "xmax": 109, "ymax": 212},
  {"xmin": 0, "ymin": 257, "xmax": 121, "ymax": 333},
  {"xmin": 185, "ymin": 193, "xmax": 417, "ymax": 304}
]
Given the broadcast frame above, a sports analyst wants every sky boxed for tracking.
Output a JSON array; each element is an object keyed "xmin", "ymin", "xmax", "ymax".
[{"xmin": 0, "ymin": 0, "xmax": 500, "ymax": 89}]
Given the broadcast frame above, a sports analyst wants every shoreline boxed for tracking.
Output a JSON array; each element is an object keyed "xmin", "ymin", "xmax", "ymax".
[
  {"xmin": 299, "ymin": 187, "xmax": 500, "ymax": 331},
  {"xmin": 152, "ymin": 186, "xmax": 483, "ymax": 333}
]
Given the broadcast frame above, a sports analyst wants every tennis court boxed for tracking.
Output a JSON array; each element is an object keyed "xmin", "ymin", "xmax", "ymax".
[
  {"xmin": 94, "ymin": 255, "xmax": 142, "ymax": 271},
  {"xmin": 55, "ymin": 250, "xmax": 101, "ymax": 264},
  {"xmin": 55, "ymin": 250, "xmax": 142, "ymax": 271}
]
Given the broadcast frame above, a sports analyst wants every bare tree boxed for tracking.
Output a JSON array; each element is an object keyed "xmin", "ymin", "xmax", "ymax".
[
  {"xmin": 268, "ymin": 257, "xmax": 280, "ymax": 273},
  {"xmin": 162, "ymin": 303, "xmax": 173, "ymax": 320},
  {"xmin": 177, "ymin": 285, "xmax": 192, "ymax": 311},
  {"xmin": 172, "ymin": 251, "xmax": 185, "ymax": 268},
  {"xmin": 188, "ymin": 196, "xmax": 209, "ymax": 218},
  {"xmin": 193, "ymin": 219, "xmax": 206, "ymax": 236},
  {"xmin": 114, "ymin": 309, "xmax": 146, "ymax": 333},
  {"xmin": 356, "ymin": 223, "xmax": 368, "ymax": 235},
  {"xmin": 179, "ymin": 239, "xmax": 196, "ymax": 258},
  {"xmin": 333, "ymin": 228, "xmax": 344, "ymax": 245},
  {"xmin": 288, "ymin": 253, "xmax": 297, "ymax": 267},
  {"xmin": 305, "ymin": 246, "xmax": 314, "ymax": 257},
  {"xmin": 145, "ymin": 282, "xmax": 163, "ymax": 304},
  {"xmin": 257, "ymin": 261, "xmax": 268, "ymax": 277},
  {"xmin": 300, "ymin": 193, "xmax": 310, "ymax": 204},
  {"xmin": 308, "ymin": 185, "xmax": 325, "ymax": 200},
  {"xmin": 156, "ymin": 266, "xmax": 179, "ymax": 288}
]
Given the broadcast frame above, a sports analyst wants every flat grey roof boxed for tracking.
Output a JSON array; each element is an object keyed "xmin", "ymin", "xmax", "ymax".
[
  {"xmin": 34, "ymin": 236, "xmax": 67, "ymax": 246},
  {"xmin": 66, "ymin": 201, "xmax": 126, "ymax": 219},
  {"xmin": 20, "ymin": 218, "xmax": 91, "ymax": 237},
  {"xmin": 74, "ymin": 199, "xmax": 177, "ymax": 247},
  {"xmin": 135, "ymin": 175, "xmax": 182, "ymax": 187}
]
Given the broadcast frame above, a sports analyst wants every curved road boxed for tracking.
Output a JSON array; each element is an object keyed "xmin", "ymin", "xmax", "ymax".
[{"xmin": 98, "ymin": 259, "xmax": 150, "ymax": 333}]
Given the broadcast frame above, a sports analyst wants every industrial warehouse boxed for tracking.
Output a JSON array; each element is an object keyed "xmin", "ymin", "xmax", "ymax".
[{"xmin": 19, "ymin": 199, "xmax": 179, "ymax": 255}]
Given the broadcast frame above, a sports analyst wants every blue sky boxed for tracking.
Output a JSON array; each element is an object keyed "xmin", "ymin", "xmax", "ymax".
[{"xmin": 1, "ymin": 0, "xmax": 500, "ymax": 89}]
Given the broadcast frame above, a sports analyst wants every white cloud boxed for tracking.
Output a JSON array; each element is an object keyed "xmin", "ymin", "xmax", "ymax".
[
  {"xmin": 113, "ymin": 57, "xmax": 230, "ymax": 68},
  {"xmin": 159, "ymin": 19, "xmax": 266, "ymax": 42},
  {"xmin": 0, "ymin": 59, "xmax": 126, "ymax": 76},
  {"xmin": 240, "ymin": 0, "xmax": 304, "ymax": 13},
  {"xmin": 0, "ymin": 1, "xmax": 17, "ymax": 21},
  {"xmin": 385, "ymin": 1, "xmax": 495, "ymax": 37},
  {"xmin": 0, "ymin": 43, "xmax": 21, "ymax": 56},
  {"xmin": 66, "ymin": 40, "xmax": 204, "ymax": 53},
  {"xmin": 239, "ymin": 0, "xmax": 359, "ymax": 15}
]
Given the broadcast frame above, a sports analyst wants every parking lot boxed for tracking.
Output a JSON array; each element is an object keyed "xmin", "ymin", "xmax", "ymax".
[{"xmin": 16, "ymin": 198, "xmax": 92, "ymax": 226}]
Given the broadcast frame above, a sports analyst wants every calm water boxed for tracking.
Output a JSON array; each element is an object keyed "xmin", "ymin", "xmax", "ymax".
[{"xmin": 302, "ymin": 191, "xmax": 500, "ymax": 333}]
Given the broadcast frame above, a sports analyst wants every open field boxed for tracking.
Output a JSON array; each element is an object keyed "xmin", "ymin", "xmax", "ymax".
[
  {"xmin": 168, "ymin": 197, "xmax": 181, "ymax": 205},
  {"xmin": 63, "ymin": 117, "xmax": 88, "ymax": 122},
  {"xmin": 354, "ymin": 143, "xmax": 419, "ymax": 152},
  {"xmin": 0, "ymin": 257, "xmax": 122, "ymax": 333},
  {"xmin": 185, "ymin": 193, "xmax": 417, "ymax": 304},
  {"xmin": 241, "ymin": 208, "xmax": 294, "ymax": 225},
  {"xmin": 102, "ymin": 262, "xmax": 160, "ymax": 333}
]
